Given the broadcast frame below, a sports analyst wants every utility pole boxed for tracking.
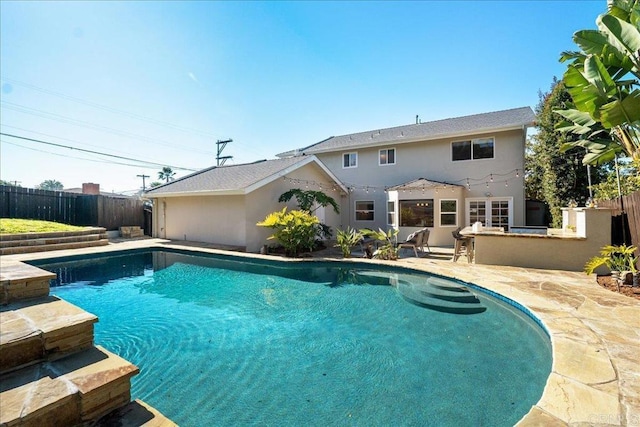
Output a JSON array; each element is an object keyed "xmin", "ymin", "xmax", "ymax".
[
  {"xmin": 216, "ymin": 139, "xmax": 233, "ymax": 166},
  {"xmin": 137, "ymin": 174, "xmax": 150, "ymax": 191},
  {"xmin": 11, "ymin": 181, "xmax": 20, "ymax": 186}
]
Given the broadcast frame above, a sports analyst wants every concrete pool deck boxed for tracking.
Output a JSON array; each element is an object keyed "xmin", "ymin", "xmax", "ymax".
[{"xmin": 2, "ymin": 237, "xmax": 639, "ymax": 426}]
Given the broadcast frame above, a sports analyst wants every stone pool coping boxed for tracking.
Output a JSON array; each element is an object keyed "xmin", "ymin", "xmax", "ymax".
[{"xmin": 2, "ymin": 238, "xmax": 639, "ymax": 426}]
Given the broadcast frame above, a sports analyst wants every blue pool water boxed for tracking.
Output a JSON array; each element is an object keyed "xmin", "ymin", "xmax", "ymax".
[{"xmin": 33, "ymin": 250, "xmax": 551, "ymax": 426}]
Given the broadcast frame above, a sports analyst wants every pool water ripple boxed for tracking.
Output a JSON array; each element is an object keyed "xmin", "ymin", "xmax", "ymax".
[{"xmin": 36, "ymin": 250, "xmax": 552, "ymax": 427}]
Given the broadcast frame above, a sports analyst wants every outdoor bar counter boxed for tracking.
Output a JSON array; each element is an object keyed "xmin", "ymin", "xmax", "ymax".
[{"xmin": 464, "ymin": 207, "xmax": 612, "ymax": 272}]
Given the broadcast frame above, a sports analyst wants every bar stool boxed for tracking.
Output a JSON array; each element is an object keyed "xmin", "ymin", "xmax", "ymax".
[{"xmin": 452, "ymin": 228, "xmax": 474, "ymax": 263}]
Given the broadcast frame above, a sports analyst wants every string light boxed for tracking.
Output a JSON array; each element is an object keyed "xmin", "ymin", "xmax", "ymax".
[{"xmin": 280, "ymin": 168, "xmax": 522, "ymax": 194}]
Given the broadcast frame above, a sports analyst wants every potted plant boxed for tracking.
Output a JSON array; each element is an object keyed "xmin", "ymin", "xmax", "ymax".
[
  {"xmin": 584, "ymin": 244, "xmax": 638, "ymax": 290},
  {"xmin": 334, "ymin": 227, "xmax": 363, "ymax": 258}
]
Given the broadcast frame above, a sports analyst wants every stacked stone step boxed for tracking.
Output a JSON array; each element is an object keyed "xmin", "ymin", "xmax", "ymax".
[
  {"xmin": 0, "ymin": 261, "xmax": 176, "ymax": 426},
  {"xmin": 0, "ymin": 228, "xmax": 109, "ymax": 255},
  {"xmin": 119, "ymin": 226, "xmax": 144, "ymax": 238}
]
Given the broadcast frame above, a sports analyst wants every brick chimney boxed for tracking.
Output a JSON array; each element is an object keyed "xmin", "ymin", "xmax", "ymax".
[{"xmin": 82, "ymin": 183, "xmax": 100, "ymax": 195}]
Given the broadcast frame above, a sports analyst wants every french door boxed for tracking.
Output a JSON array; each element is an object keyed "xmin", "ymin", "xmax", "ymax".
[{"xmin": 466, "ymin": 198, "xmax": 512, "ymax": 231}]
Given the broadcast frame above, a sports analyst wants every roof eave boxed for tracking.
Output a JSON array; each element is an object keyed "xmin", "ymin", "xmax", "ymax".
[
  {"xmin": 304, "ymin": 123, "xmax": 533, "ymax": 155},
  {"xmin": 146, "ymin": 189, "xmax": 245, "ymax": 198}
]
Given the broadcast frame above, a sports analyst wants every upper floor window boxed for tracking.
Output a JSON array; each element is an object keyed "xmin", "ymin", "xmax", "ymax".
[
  {"xmin": 343, "ymin": 152, "xmax": 358, "ymax": 168},
  {"xmin": 379, "ymin": 148, "xmax": 396, "ymax": 165},
  {"xmin": 355, "ymin": 200, "xmax": 374, "ymax": 221},
  {"xmin": 452, "ymin": 137, "xmax": 494, "ymax": 161}
]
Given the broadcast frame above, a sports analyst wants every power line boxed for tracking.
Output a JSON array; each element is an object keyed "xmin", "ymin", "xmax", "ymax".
[
  {"xmin": 1, "ymin": 76, "xmax": 224, "ymax": 139},
  {"xmin": 0, "ymin": 132, "xmax": 198, "ymax": 171},
  {"xmin": 1, "ymin": 101, "xmax": 217, "ymax": 156},
  {"xmin": 0, "ymin": 76, "xmax": 272, "ymax": 158},
  {"xmin": 1, "ymin": 124, "xmax": 161, "ymax": 159},
  {"xmin": 1, "ymin": 139, "xmax": 170, "ymax": 169}
]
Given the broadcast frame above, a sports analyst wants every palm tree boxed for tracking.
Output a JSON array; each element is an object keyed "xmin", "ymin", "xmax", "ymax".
[{"xmin": 158, "ymin": 167, "xmax": 175, "ymax": 183}]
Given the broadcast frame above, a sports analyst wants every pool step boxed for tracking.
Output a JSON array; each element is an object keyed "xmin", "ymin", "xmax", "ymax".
[
  {"xmin": 397, "ymin": 281, "xmax": 486, "ymax": 315},
  {"xmin": 0, "ymin": 345, "xmax": 139, "ymax": 426},
  {"xmin": 0, "ymin": 296, "xmax": 98, "ymax": 375}
]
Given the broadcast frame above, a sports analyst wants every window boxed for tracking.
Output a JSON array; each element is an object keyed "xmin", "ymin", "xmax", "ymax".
[
  {"xmin": 355, "ymin": 201, "xmax": 374, "ymax": 221},
  {"xmin": 440, "ymin": 199, "xmax": 457, "ymax": 226},
  {"xmin": 343, "ymin": 152, "xmax": 357, "ymax": 168},
  {"xmin": 387, "ymin": 201, "xmax": 395, "ymax": 225},
  {"xmin": 452, "ymin": 137, "xmax": 494, "ymax": 161},
  {"xmin": 399, "ymin": 199, "xmax": 434, "ymax": 227},
  {"xmin": 379, "ymin": 148, "xmax": 395, "ymax": 165}
]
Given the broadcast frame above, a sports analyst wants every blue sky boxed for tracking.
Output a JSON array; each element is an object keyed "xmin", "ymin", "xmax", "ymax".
[{"xmin": 1, "ymin": 1, "xmax": 604, "ymax": 193}]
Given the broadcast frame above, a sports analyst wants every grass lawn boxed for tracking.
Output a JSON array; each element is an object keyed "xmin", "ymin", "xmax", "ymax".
[{"xmin": 0, "ymin": 219, "xmax": 85, "ymax": 234}]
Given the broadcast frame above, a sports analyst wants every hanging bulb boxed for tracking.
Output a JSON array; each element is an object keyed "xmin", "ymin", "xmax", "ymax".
[
  {"xmin": 515, "ymin": 169, "xmax": 520, "ymax": 178},
  {"xmin": 486, "ymin": 182, "xmax": 489, "ymax": 188},
  {"xmin": 490, "ymin": 174, "xmax": 494, "ymax": 182},
  {"xmin": 505, "ymin": 181, "xmax": 509, "ymax": 187},
  {"xmin": 365, "ymin": 187, "xmax": 369, "ymax": 194}
]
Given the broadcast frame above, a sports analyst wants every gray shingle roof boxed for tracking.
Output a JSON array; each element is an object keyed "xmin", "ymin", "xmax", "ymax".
[
  {"xmin": 145, "ymin": 156, "xmax": 321, "ymax": 196},
  {"xmin": 298, "ymin": 106, "xmax": 534, "ymax": 155},
  {"xmin": 387, "ymin": 178, "xmax": 465, "ymax": 191}
]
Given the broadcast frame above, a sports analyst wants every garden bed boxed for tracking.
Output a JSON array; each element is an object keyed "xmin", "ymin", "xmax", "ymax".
[{"xmin": 597, "ymin": 275, "xmax": 640, "ymax": 301}]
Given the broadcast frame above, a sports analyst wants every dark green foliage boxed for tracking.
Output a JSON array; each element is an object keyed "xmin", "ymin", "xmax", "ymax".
[
  {"xmin": 278, "ymin": 189, "xmax": 340, "ymax": 214},
  {"xmin": 36, "ymin": 179, "xmax": 64, "ymax": 191},
  {"xmin": 528, "ymin": 79, "xmax": 605, "ymax": 227}
]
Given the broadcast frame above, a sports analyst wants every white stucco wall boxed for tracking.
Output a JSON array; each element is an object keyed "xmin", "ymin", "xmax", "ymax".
[
  {"xmin": 247, "ymin": 162, "xmax": 344, "ymax": 252},
  {"xmin": 155, "ymin": 195, "xmax": 247, "ymax": 247},
  {"xmin": 151, "ymin": 160, "xmax": 346, "ymax": 253},
  {"xmin": 473, "ymin": 208, "xmax": 611, "ymax": 271},
  {"xmin": 315, "ymin": 128, "xmax": 526, "ymax": 245}
]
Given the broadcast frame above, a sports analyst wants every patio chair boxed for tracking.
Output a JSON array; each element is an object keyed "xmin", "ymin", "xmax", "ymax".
[
  {"xmin": 398, "ymin": 228, "xmax": 431, "ymax": 257},
  {"xmin": 452, "ymin": 227, "xmax": 473, "ymax": 263}
]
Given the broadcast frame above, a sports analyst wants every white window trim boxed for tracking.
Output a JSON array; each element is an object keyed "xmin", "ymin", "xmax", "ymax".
[
  {"xmin": 451, "ymin": 136, "xmax": 495, "ymax": 162},
  {"xmin": 465, "ymin": 197, "xmax": 513, "ymax": 229},
  {"xmin": 355, "ymin": 200, "xmax": 375, "ymax": 222},
  {"xmin": 378, "ymin": 147, "xmax": 396, "ymax": 166},
  {"xmin": 439, "ymin": 199, "xmax": 458, "ymax": 227},
  {"xmin": 343, "ymin": 152, "xmax": 358, "ymax": 169}
]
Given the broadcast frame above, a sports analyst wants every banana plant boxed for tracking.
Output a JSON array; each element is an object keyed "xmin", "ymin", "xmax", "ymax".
[{"xmin": 555, "ymin": 0, "xmax": 640, "ymax": 165}]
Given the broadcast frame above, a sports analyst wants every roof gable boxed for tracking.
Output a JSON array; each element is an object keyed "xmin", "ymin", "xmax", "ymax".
[
  {"xmin": 145, "ymin": 155, "xmax": 346, "ymax": 197},
  {"xmin": 296, "ymin": 106, "xmax": 534, "ymax": 155}
]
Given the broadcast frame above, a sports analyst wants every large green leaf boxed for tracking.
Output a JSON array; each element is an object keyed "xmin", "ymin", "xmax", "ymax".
[
  {"xmin": 600, "ymin": 89, "xmax": 640, "ymax": 127},
  {"xmin": 554, "ymin": 109, "xmax": 596, "ymax": 126},
  {"xmin": 573, "ymin": 29, "xmax": 610, "ymax": 55},
  {"xmin": 563, "ymin": 66, "xmax": 601, "ymax": 115},
  {"xmin": 584, "ymin": 55, "xmax": 618, "ymax": 98},
  {"xmin": 598, "ymin": 13, "xmax": 640, "ymax": 72}
]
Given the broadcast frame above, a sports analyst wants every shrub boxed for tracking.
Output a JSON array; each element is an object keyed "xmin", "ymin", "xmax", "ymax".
[
  {"xmin": 335, "ymin": 227, "xmax": 363, "ymax": 258},
  {"xmin": 361, "ymin": 228, "xmax": 399, "ymax": 260},
  {"xmin": 584, "ymin": 244, "xmax": 638, "ymax": 275},
  {"xmin": 257, "ymin": 208, "xmax": 319, "ymax": 257}
]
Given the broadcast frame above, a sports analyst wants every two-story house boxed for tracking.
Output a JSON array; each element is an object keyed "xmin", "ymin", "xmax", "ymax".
[
  {"xmin": 146, "ymin": 106, "xmax": 534, "ymax": 251},
  {"xmin": 279, "ymin": 106, "xmax": 535, "ymax": 246}
]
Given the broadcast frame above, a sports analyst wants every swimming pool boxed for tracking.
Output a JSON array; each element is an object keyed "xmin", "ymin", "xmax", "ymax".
[{"xmin": 32, "ymin": 249, "xmax": 552, "ymax": 426}]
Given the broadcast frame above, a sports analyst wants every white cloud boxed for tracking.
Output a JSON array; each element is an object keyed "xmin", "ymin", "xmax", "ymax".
[{"xmin": 188, "ymin": 72, "xmax": 199, "ymax": 84}]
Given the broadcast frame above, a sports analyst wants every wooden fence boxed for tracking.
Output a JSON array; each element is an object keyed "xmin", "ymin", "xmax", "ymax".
[
  {"xmin": 0, "ymin": 185, "xmax": 146, "ymax": 231},
  {"xmin": 597, "ymin": 190, "xmax": 640, "ymax": 248}
]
